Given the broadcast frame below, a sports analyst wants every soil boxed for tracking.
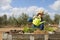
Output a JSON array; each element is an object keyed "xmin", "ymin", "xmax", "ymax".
[{"xmin": 0, "ymin": 28, "xmax": 23, "ymax": 40}]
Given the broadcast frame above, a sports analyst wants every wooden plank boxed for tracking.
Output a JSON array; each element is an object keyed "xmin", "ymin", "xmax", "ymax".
[
  {"xmin": 44, "ymin": 34, "xmax": 48, "ymax": 40},
  {"xmin": 30, "ymin": 36, "xmax": 34, "ymax": 40}
]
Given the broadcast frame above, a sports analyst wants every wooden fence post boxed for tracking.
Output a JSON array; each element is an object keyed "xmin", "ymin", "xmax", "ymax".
[
  {"xmin": 7, "ymin": 34, "xmax": 12, "ymax": 40},
  {"xmin": 44, "ymin": 34, "xmax": 48, "ymax": 40},
  {"xmin": 30, "ymin": 35, "xmax": 34, "ymax": 40}
]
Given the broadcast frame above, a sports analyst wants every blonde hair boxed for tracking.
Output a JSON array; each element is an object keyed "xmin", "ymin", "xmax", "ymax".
[{"xmin": 36, "ymin": 9, "xmax": 44, "ymax": 16}]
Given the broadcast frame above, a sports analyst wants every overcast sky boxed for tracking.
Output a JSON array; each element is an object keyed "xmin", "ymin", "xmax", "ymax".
[{"xmin": 0, "ymin": 0, "xmax": 60, "ymax": 19}]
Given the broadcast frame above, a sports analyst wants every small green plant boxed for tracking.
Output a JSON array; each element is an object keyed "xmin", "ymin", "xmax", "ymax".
[
  {"xmin": 23, "ymin": 26, "xmax": 29, "ymax": 33},
  {"xmin": 44, "ymin": 27, "xmax": 54, "ymax": 32}
]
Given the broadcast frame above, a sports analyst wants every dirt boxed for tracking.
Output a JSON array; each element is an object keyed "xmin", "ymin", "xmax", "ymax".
[
  {"xmin": 0, "ymin": 28, "xmax": 23, "ymax": 40},
  {"xmin": 33, "ymin": 29, "xmax": 48, "ymax": 34}
]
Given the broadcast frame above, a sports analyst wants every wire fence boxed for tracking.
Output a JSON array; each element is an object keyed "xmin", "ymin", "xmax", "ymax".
[{"xmin": 2, "ymin": 32, "xmax": 60, "ymax": 40}]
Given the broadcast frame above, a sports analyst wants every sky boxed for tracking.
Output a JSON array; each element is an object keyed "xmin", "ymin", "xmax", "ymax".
[{"xmin": 0, "ymin": 0, "xmax": 60, "ymax": 19}]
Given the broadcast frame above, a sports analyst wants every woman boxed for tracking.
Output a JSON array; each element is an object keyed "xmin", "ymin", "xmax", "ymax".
[
  {"xmin": 37, "ymin": 10, "xmax": 45, "ymax": 30},
  {"xmin": 32, "ymin": 10, "xmax": 45, "ymax": 30}
]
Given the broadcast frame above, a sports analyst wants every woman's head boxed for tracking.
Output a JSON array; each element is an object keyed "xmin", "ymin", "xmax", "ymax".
[{"xmin": 37, "ymin": 9, "xmax": 44, "ymax": 17}]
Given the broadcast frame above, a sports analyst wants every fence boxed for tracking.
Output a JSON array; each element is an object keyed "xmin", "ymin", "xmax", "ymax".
[{"xmin": 2, "ymin": 32, "xmax": 60, "ymax": 40}]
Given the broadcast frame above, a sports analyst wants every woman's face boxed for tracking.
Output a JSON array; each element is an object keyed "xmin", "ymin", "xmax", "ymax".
[
  {"xmin": 38, "ymin": 15, "xmax": 41, "ymax": 17},
  {"xmin": 37, "ymin": 15, "xmax": 41, "ymax": 18}
]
